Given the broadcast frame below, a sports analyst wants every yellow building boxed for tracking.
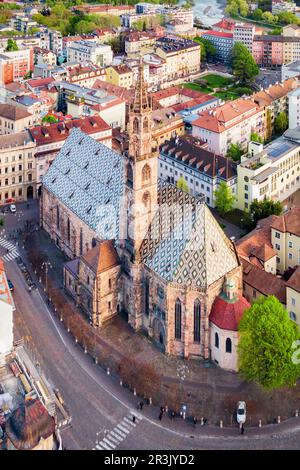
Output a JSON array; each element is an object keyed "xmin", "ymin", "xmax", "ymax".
[
  {"xmin": 154, "ymin": 37, "xmax": 201, "ymax": 82},
  {"xmin": 270, "ymin": 207, "xmax": 300, "ymax": 274},
  {"xmin": 105, "ymin": 64, "xmax": 133, "ymax": 89},
  {"xmin": 286, "ymin": 267, "xmax": 300, "ymax": 324}
]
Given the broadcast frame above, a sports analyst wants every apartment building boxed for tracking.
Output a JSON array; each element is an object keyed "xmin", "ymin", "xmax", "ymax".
[
  {"xmin": 0, "ymin": 104, "xmax": 33, "ymax": 135},
  {"xmin": 201, "ymin": 31, "xmax": 233, "ymax": 64},
  {"xmin": 125, "ymin": 31, "xmax": 157, "ymax": 57},
  {"xmin": 159, "ymin": 136, "xmax": 237, "ymax": 207},
  {"xmin": 272, "ymin": 0, "xmax": 297, "ymax": 13},
  {"xmin": 237, "ymin": 134, "xmax": 300, "ymax": 211},
  {"xmin": 34, "ymin": 47, "xmax": 57, "ymax": 67},
  {"xmin": 154, "ymin": 37, "xmax": 201, "ymax": 82},
  {"xmin": 67, "ymin": 42, "xmax": 113, "ymax": 67},
  {"xmin": 0, "ymin": 130, "xmax": 36, "ymax": 204},
  {"xmin": 233, "ymin": 23, "xmax": 255, "ymax": 53},
  {"xmin": 253, "ymin": 26, "xmax": 300, "ymax": 67},
  {"xmin": 253, "ymin": 77, "xmax": 299, "ymax": 139},
  {"xmin": 192, "ymin": 98, "xmax": 264, "ymax": 156},
  {"xmin": 237, "ymin": 207, "xmax": 300, "ymax": 324},
  {"xmin": 105, "ymin": 65, "xmax": 133, "ymax": 89},
  {"xmin": 74, "ymin": 4, "xmax": 135, "ymax": 16},
  {"xmin": 0, "ymin": 49, "xmax": 34, "ymax": 85}
]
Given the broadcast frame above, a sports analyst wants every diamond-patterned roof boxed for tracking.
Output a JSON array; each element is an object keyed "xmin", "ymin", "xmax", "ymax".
[
  {"xmin": 140, "ymin": 181, "xmax": 239, "ymax": 288},
  {"xmin": 43, "ymin": 128, "xmax": 124, "ymax": 238}
]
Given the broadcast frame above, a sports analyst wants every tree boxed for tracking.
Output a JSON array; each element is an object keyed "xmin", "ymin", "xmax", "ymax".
[
  {"xmin": 252, "ymin": 8, "xmax": 263, "ymax": 21},
  {"xmin": 193, "ymin": 37, "xmax": 217, "ymax": 62},
  {"xmin": 214, "ymin": 181, "xmax": 235, "ymax": 216},
  {"xmin": 277, "ymin": 11, "xmax": 300, "ymax": 25},
  {"xmin": 226, "ymin": 143, "xmax": 243, "ymax": 162},
  {"xmin": 250, "ymin": 132, "xmax": 263, "ymax": 143},
  {"xmin": 238, "ymin": 296, "xmax": 300, "ymax": 389},
  {"xmin": 232, "ymin": 42, "xmax": 259, "ymax": 85},
  {"xmin": 42, "ymin": 115, "xmax": 58, "ymax": 123},
  {"xmin": 262, "ymin": 11, "xmax": 276, "ymax": 23},
  {"xmin": 274, "ymin": 112, "xmax": 288, "ymax": 135},
  {"xmin": 176, "ymin": 176, "xmax": 189, "ymax": 193},
  {"xmin": 6, "ymin": 38, "xmax": 18, "ymax": 51},
  {"xmin": 250, "ymin": 198, "xmax": 282, "ymax": 223}
]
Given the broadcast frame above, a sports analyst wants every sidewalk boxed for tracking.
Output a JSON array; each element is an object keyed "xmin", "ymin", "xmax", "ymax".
[{"xmin": 20, "ymin": 229, "xmax": 300, "ymax": 429}]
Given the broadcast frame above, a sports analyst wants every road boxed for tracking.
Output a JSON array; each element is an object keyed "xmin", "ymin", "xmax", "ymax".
[{"xmin": 2, "ymin": 203, "xmax": 300, "ymax": 450}]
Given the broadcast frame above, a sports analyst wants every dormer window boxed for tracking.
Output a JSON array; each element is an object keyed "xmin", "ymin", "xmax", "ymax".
[
  {"xmin": 51, "ymin": 177, "xmax": 56, "ymax": 184},
  {"xmin": 69, "ymin": 191, "xmax": 74, "ymax": 199},
  {"xmin": 86, "ymin": 205, "xmax": 92, "ymax": 214},
  {"xmin": 84, "ymin": 162, "xmax": 89, "ymax": 169},
  {"xmin": 85, "ymin": 182, "xmax": 90, "ymax": 190},
  {"xmin": 65, "ymin": 168, "xmax": 70, "ymax": 175}
]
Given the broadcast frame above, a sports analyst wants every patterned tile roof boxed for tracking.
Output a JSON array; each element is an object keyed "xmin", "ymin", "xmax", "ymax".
[
  {"xmin": 42, "ymin": 128, "xmax": 124, "ymax": 238},
  {"xmin": 140, "ymin": 181, "xmax": 239, "ymax": 288}
]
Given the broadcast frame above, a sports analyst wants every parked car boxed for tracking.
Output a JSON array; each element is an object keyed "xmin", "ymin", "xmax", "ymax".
[
  {"xmin": 7, "ymin": 280, "xmax": 14, "ymax": 291},
  {"xmin": 9, "ymin": 204, "xmax": 16, "ymax": 213},
  {"xmin": 237, "ymin": 401, "xmax": 246, "ymax": 424}
]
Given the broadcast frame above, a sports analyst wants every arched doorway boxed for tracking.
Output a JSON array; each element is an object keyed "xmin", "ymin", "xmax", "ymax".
[
  {"xmin": 27, "ymin": 186, "xmax": 34, "ymax": 199},
  {"xmin": 152, "ymin": 318, "xmax": 165, "ymax": 352},
  {"xmin": 38, "ymin": 185, "xmax": 42, "ymax": 197}
]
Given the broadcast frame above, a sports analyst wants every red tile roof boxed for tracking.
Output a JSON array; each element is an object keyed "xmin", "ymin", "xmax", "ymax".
[
  {"xmin": 203, "ymin": 31, "xmax": 233, "ymax": 38},
  {"xmin": 270, "ymin": 206, "xmax": 300, "ymax": 237},
  {"xmin": 212, "ymin": 18, "xmax": 235, "ymax": 31},
  {"xmin": 82, "ymin": 240, "xmax": 120, "ymax": 274},
  {"xmin": 286, "ymin": 266, "xmax": 300, "ymax": 294},
  {"xmin": 192, "ymin": 98, "xmax": 260, "ymax": 133},
  {"xmin": 29, "ymin": 115, "xmax": 111, "ymax": 146},
  {"xmin": 210, "ymin": 295, "xmax": 250, "ymax": 331},
  {"xmin": 26, "ymin": 77, "xmax": 54, "ymax": 89},
  {"xmin": 242, "ymin": 259, "xmax": 287, "ymax": 303}
]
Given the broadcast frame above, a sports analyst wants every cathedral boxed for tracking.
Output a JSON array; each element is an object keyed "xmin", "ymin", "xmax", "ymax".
[{"xmin": 41, "ymin": 63, "xmax": 249, "ymax": 370}]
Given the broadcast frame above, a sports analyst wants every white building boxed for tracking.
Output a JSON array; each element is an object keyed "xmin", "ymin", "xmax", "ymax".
[
  {"xmin": 67, "ymin": 42, "xmax": 113, "ymax": 67},
  {"xmin": 159, "ymin": 136, "xmax": 237, "ymax": 208},
  {"xmin": 237, "ymin": 134, "xmax": 300, "ymax": 211},
  {"xmin": 288, "ymin": 87, "xmax": 300, "ymax": 129},
  {"xmin": 233, "ymin": 23, "xmax": 255, "ymax": 53},
  {"xmin": 0, "ymin": 259, "xmax": 14, "ymax": 359}
]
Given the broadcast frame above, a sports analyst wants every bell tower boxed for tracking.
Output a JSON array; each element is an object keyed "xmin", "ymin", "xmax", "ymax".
[
  {"xmin": 122, "ymin": 60, "xmax": 158, "ymax": 331},
  {"xmin": 125, "ymin": 60, "xmax": 158, "ymax": 257}
]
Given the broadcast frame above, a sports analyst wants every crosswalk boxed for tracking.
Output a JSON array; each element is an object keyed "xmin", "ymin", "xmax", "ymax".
[
  {"xmin": 93, "ymin": 413, "xmax": 142, "ymax": 451},
  {"xmin": 0, "ymin": 237, "xmax": 20, "ymax": 262}
]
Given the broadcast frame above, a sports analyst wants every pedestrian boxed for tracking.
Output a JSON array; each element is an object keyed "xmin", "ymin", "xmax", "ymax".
[
  {"xmin": 158, "ymin": 412, "xmax": 162, "ymax": 421},
  {"xmin": 132, "ymin": 415, "xmax": 136, "ymax": 424},
  {"xmin": 139, "ymin": 401, "xmax": 144, "ymax": 411},
  {"xmin": 6, "ymin": 248, "xmax": 9, "ymax": 254},
  {"xmin": 203, "ymin": 418, "xmax": 208, "ymax": 425},
  {"xmin": 160, "ymin": 406, "xmax": 165, "ymax": 414},
  {"xmin": 193, "ymin": 417, "xmax": 197, "ymax": 427},
  {"xmin": 170, "ymin": 410, "xmax": 175, "ymax": 420},
  {"xmin": 241, "ymin": 424, "xmax": 244, "ymax": 435}
]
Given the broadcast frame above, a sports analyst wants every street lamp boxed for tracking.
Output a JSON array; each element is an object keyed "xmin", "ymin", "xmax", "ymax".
[{"xmin": 41, "ymin": 260, "xmax": 52, "ymax": 295}]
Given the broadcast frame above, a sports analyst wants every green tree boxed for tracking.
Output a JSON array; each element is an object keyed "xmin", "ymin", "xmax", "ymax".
[
  {"xmin": 0, "ymin": 218, "xmax": 4, "ymax": 228},
  {"xmin": 274, "ymin": 112, "xmax": 288, "ymax": 134},
  {"xmin": 262, "ymin": 11, "xmax": 276, "ymax": 23},
  {"xmin": 6, "ymin": 38, "xmax": 18, "ymax": 51},
  {"xmin": 232, "ymin": 42, "xmax": 259, "ymax": 85},
  {"xmin": 177, "ymin": 176, "xmax": 189, "ymax": 193},
  {"xmin": 277, "ymin": 11, "xmax": 300, "ymax": 25},
  {"xmin": 252, "ymin": 8, "xmax": 263, "ymax": 21},
  {"xmin": 193, "ymin": 37, "xmax": 217, "ymax": 62},
  {"xmin": 238, "ymin": 296, "xmax": 300, "ymax": 389},
  {"xmin": 226, "ymin": 143, "xmax": 243, "ymax": 161},
  {"xmin": 42, "ymin": 115, "xmax": 58, "ymax": 123},
  {"xmin": 214, "ymin": 181, "xmax": 235, "ymax": 216},
  {"xmin": 250, "ymin": 198, "xmax": 283, "ymax": 223},
  {"xmin": 250, "ymin": 132, "xmax": 263, "ymax": 143}
]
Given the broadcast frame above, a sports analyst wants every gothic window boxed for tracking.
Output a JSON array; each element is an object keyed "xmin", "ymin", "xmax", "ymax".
[
  {"xmin": 144, "ymin": 277, "xmax": 149, "ymax": 317},
  {"xmin": 193, "ymin": 299, "xmax": 201, "ymax": 343},
  {"xmin": 226, "ymin": 337, "xmax": 232, "ymax": 353},
  {"xmin": 143, "ymin": 117, "xmax": 149, "ymax": 131},
  {"xmin": 67, "ymin": 217, "xmax": 70, "ymax": 244},
  {"xmin": 133, "ymin": 117, "xmax": 139, "ymax": 134},
  {"xmin": 215, "ymin": 332, "xmax": 219, "ymax": 349},
  {"xmin": 56, "ymin": 205, "xmax": 60, "ymax": 229},
  {"xmin": 175, "ymin": 298, "xmax": 182, "ymax": 340},
  {"xmin": 142, "ymin": 191, "xmax": 151, "ymax": 212},
  {"xmin": 126, "ymin": 163, "xmax": 133, "ymax": 188},
  {"xmin": 142, "ymin": 164, "xmax": 151, "ymax": 186},
  {"xmin": 80, "ymin": 227, "xmax": 83, "ymax": 255}
]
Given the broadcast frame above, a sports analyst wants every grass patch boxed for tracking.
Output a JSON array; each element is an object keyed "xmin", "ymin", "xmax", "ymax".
[
  {"xmin": 214, "ymin": 91, "xmax": 238, "ymax": 100},
  {"xmin": 201, "ymin": 74, "xmax": 233, "ymax": 88}
]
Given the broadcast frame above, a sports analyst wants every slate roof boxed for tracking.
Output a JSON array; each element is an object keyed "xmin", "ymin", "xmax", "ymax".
[
  {"xmin": 140, "ymin": 181, "xmax": 240, "ymax": 288},
  {"xmin": 42, "ymin": 128, "xmax": 124, "ymax": 238}
]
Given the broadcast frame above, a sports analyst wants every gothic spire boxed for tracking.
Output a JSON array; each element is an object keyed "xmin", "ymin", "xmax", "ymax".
[{"xmin": 131, "ymin": 59, "xmax": 151, "ymax": 114}]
